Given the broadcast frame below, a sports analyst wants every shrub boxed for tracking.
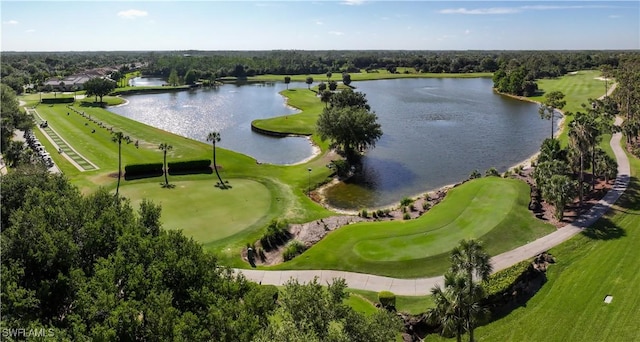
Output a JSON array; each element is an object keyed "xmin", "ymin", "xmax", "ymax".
[
  {"xmin": 469, "ymin": 169, "xmax": 482, "ymax": 179},
  {"xmin": 422, "ymin": 202, "xmax": 430, "ymax": 210},
  {"xmin": 282, "ymin": 240, "xmax": 307, "ymax": 261},
  {"xmin": 42, "ymin": 97, "xmax": 74, "ymax": 104},
  {"xmin": 383, "ymin": 209, "xmax": 391, "ymax": 216},
  {"xmin": 124, "ymin": 163, "xmax": 164, "ymax": 177},
  {"xmin": 331, "ymin": 159, "xmax": 351, "ymax": 177},
  {"xmin": 168, "ymin": 159, "xmax": 212, "ymax": 174},
  {"xmin": 376, "ymin": 209, "xmax": 385, "ymax": 217},
  {"xmin": 485, "ymin": 167, "xmax": 500, "ymax": 177},
  {"xmin": 403, "ymin": 212, "xmax": 411, "ymax": 220},
  {"xmin": 259, "ymin": 219, "xmax": 290, "ymax": 251},
  {"xmin": 484, "ymin": 260, "xmax": 532, "ymax": 298},
  {"xmin": 378, "ymin": 291, "xmax": 396, "ymax": 309},
  {"xmin": 400, "ymin": 197, "xmax": 414, "ymax": 207},
  {"xmin": 409, "ymin": 204, "xmax": 416, "ymax": 212},
  {"xmin": 361, "ymin": 209, "xmax": 368, "ymax": 218}
]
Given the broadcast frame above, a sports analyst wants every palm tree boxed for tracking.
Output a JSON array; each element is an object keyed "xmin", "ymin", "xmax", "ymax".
[
  {"xmin": 426, "ymin": 272, "xmax": 468, "ymax": 342},
  {"xmin": 538, "ymin": 91, "xmax": 566, "ymax": 139},
  {"xmin": 542, "ymin": 174, "xmax": 577, "ymax": 220},
  {"xmin": 569, "ymin": 115, "xmax": 592, "ymax": 208},
  {"xmin": 284, "ymin": 76, "xmax": 291, "ymax": 90},
  {"xmin": 207, "ymin": 131, "xmax": 226, "ymax": 189},
  {"xmin": 111, "ymin": 131, "xmax": 124, "ymax": 196},
  {"xmin": 326, "ymin": 71, "xmax": 332, "ymax": 82},
  {"xmin": 159, "ymin": 143, "xmax": 173, "ymax": 187},
  {"xmin": 305, "ymin": 76, "xmax": 314, "ymax": 90},
  {"xmin": 320, "ymin": 90, "xmax": 332, "ymax": 108},
  {"xmin": 449, "ymin": 239, "xmax": 492, "ymax": 342}
]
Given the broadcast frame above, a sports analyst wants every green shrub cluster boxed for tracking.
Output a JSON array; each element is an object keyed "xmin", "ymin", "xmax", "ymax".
[
  {"xmin": 42, "ymin": 97, "xmax": 75, "ymax": 104},
  {"xmin": 168, "ymin": 159, "xmax": 211, "ymax": 174},
  {"xmin": 259, "ymin": 219, "xmax": 290, "ymax": 251},
  {"xmin": 484, "ymin": 260, "xmax": 532, "ymax": 298},
  {"xmin": 400, "ymin": 197, "xmax": 414, "ymax": 207},
  {"xmin": 378, "ymin": 291, "xmax": 396, "ymax": 308},
  {"xmin": 124, "ymin": 163, "xmax": 164, "ymax": 176},
  {"xmin": 282, "ymin": 240, "xmax": 307, "ymax": 261}
]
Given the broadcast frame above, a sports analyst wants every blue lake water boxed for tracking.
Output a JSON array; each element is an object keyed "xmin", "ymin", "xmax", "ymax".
[{"xmin": 110, "ymin": 77, "xmax": 551, "ymax": 209}]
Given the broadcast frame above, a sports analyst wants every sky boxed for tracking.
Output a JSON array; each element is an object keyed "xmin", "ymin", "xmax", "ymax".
[{"xmin": 1, "ymin": 1, "xmax": 639, "ymax": 51}]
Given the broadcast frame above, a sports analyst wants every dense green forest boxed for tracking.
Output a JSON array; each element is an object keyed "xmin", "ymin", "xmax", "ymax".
[
  {"xmin": 1, "ymin": 50, "xmax": 631, "ymax": 95},
  {"xmin": 0, "ymin": 166, "xmax": 401, "ymax": 341}
]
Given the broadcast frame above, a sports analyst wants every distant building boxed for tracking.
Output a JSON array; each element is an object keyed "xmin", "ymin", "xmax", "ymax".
[{"xmin": 43, "ymin": 67, "xmax": 117, "ymax": 92}]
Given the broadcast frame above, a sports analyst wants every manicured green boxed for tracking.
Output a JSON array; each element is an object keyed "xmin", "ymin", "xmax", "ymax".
[
  {"xmin": 26, "ymin": 99, "xmax": 335, "ymax": 266},
  {"xmin": 271, "ymin": 177, "xmax": 555, "ymax": 278},
  {"xmin": 347, "ymin": 289, "xmax": 434, "ymax": 315},
  {"xmin": 527, "ymin": 70, "xmax": 610, "ymax": 145},
  {"xmin": 345, "ymin": 293, "xmax": 379, "ymax": 315},
  {"xmin": 118, "ymin": 179, "xmax": 272, "ymax": 244},
  {"xmin": 475, "ymin": 153, "xmax": 640, "ymax": 341}
]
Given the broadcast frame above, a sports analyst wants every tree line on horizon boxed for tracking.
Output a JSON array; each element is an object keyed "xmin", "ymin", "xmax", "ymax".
[{"xmin": 2, "ymin": 50, "xmax": 636, "ymax": 95}]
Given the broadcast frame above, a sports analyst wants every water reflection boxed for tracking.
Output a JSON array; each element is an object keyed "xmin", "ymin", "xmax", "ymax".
[
  {"xmin": 324, "ymin": 78, "xmax": 551, "ymax": 209},
  {"xmin": 109, "ymin": 80, "xmax": 314, "ymax": 164}
]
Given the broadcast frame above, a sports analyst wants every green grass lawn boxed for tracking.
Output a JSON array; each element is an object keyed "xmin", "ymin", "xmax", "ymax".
[
  {"xmin": 347, "ymin": 289, "xmax": 434, "ymax": 315},
  {"xmin": 248, "ymin": 70, "xmax": 492, "ymax": 83},
  {"xmin": 527, "ymin": 70, "xmax": 609, "ymax": 145},
  {"xmin": 474, "ymin": 153, "xmax": 640, "ymax": 341},
  {"xmin": 271, "ymin": 177, "xmax": 555, "ymax": 278},
  {"xmin": 118, "ymin": 179, "xmax": 273, "ymax": 244}
]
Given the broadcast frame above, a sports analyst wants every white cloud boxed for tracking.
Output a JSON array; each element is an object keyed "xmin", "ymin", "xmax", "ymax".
[
  {"xmin": 4, "ymin": 20, "xmax": 19, "ymax": 25},
  {"xmin": 464, "ymin": 29, "xmax": 471, "ymax": 35},
  {"xmin": 315, "ymin": 20, "xmax": 324, "ymax": 25},
  {"xmin": 441, "ymin": 4, "xmax": 616, "ymax": 15},
  {"xmin": 329, "ymin": 31, "xmax": 344, "ymax": 36},
  {"xmin": 25, "ymin": 29, "xmax": 36, "ymax": 33},
  {"xmin": 609, "ymin": 14, "xmax": 621, "ymax": 19},
  {"xmin": 342, "ymin": 0, "xmax": 364, "ymax": 6},
  {"xmin": 117, "ymin": 9, "xmax": 148, "ymax": 19},
  {"xmin": 439, "ymin": 7, "xmax": 521, "ymax": 15}
]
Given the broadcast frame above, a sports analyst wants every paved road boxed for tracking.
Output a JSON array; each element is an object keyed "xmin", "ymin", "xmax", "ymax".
[{"xmin": 234, "ymin": 115, "xmax": 630, "ymax": 296}]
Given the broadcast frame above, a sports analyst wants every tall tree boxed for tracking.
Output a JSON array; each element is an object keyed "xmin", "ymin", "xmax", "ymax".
[
  {"xmin": 111, "ymin": 132, "xmax": 125, "ymax": 197},
  {"xmin": 542, "ymin": 174, "xmax": 577, "ymax": 220},
  {"xmin": 569, "ymin": 113, "xmax": 594, "ymax": 208},
  {"xmin": 342, "ymin": 73, "xmax": 352, "ymax": 87},
  {"xmin": 167, "ymin": 68, "xmax": 180, "ymax": 86},
  {"xmin": 158, "ymin": 143, "xmax": 173, "ymax": 187},
  {"xmin": 538, "ymin": 91, "xmax": 566, "ymax": 139},
  {"xmin": 449, "ymin": 239, "xmax": 492, "ymax": 342},
  {"xmin": 305, "ymin": 76, "xmax": 314, "ymax": 90},
  {"xmin": 320, "ymin": 90, "xmax": 332, "ymax": 108},
  {"xmin": 84, "ymin": 77, "xmax": 116, "ymax": 104},
  {"xmin": 425, "ymin": 272, "xmax": 468, "ymax": 342},
  {"xmin": 317, "ymin": 82, "xmax": 326, "ymax": 92},
  {"xmin": 316, "ymin": 106, "xmax": 382, "ymax": 163},
  {"xmin": 328, "ymin": 80, "xmax": 338, "ymax": 91},
  {"xmin": 284, "ymin": 76, "xmax": 291, "ymax": 90},
  {"xmin": 206, "ymin": 131, "xmax": 226, "ymax": 189},
  {"xmin": 326, "ymin": 71, "xmax": 332, "ymax": 81}
]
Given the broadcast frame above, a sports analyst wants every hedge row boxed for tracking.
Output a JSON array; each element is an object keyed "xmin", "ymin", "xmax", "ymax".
[
  {"xmin": 167, "ymin": 159, "xmax": 211, "ymax": 172},
  {"xmin": 42, "ymin": 98, "xmax": 75, "ymax": 104},
  {"xmin": 124, "ymin": 163, "xmax": 164, "ymax": 176},
  {"xmin": 484, "ymin": 259, "xmax": 532, "ymax": 298}
]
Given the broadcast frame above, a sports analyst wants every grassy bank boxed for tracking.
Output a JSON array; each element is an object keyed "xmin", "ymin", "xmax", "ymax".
[{"xmin": 270, "ymin": 177, "xmax": 555, "ymax": 278}]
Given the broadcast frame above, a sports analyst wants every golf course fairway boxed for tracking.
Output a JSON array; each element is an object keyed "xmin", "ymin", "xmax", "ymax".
[{"xmin": 273, "ymin": 177, "xmax": 555, "ymax": 278}]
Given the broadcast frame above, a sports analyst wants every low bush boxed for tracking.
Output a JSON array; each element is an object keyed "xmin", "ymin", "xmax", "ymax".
[
  {"xmin": 282, "ymin": 240, "xmax": 307, "ymax": 261},
  {"xmin": 378, "ymin": 291, "xmax": 396, "ymax": 309},
  {"xmin": 168, "ymin": 159, "xmax": 212, "ymax": 174},
  {"xmin": 484, "ymin": 260, "xmax": 532, "ymax": 299},
  {"xmin": 422, "ymin": 202, "xmax": 430, "ymax": 210},
  {"xmin": 360, "ymin": 209, "xmax": 369, "ymax": 218},
  {"xmin": 259, "ymin": 219, "xmax": 290, "ymax": 251},
  {"xmin": 41, "ymin": 97, "xmax": 74, "ymax": 104},
  {"xmin": 376, "ymin": 209, "xmax": 385, "ymax": 217},
  {"xmin": 400, "ymin": 197, "xmax": 414, "ymax": 207},
  {"xmin": 403, "ymin": 213, "xmax": 411, "ymax": 220},
  {"xmin": 124, "ymin": 163, "xmax": 164, "ymax": 177},
  {"xmin": 485, "ymin": 167, "xmax": 500, "ymax": 177}
]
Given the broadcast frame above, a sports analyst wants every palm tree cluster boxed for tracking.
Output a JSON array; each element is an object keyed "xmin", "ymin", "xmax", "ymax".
[
  {"xmin": 532, "ymin": 94, "xmax": 618, "ymax": 221},
  {"xmin": 426, "ymin": 239, "xmax": 492, "ymax": 342}
]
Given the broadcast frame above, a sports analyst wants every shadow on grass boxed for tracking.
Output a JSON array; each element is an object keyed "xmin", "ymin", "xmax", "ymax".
[
  {"xmin": 160, "ymin": 183, "xmax": 176, "ymax": 189},
  {"xmin": 168, "ymin": 168, "xmax": 213, "ymax": 176},
  {"xmin": 124, "ymin": 171, "xmax": 163, "ymax": 181},
  {"xmin": 78, "ymin": 101, "xmax": 107, "ymax": 108},
  {"xmin": 581, "ymin": 217, "xmax": 626, "ymax": 240}
]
